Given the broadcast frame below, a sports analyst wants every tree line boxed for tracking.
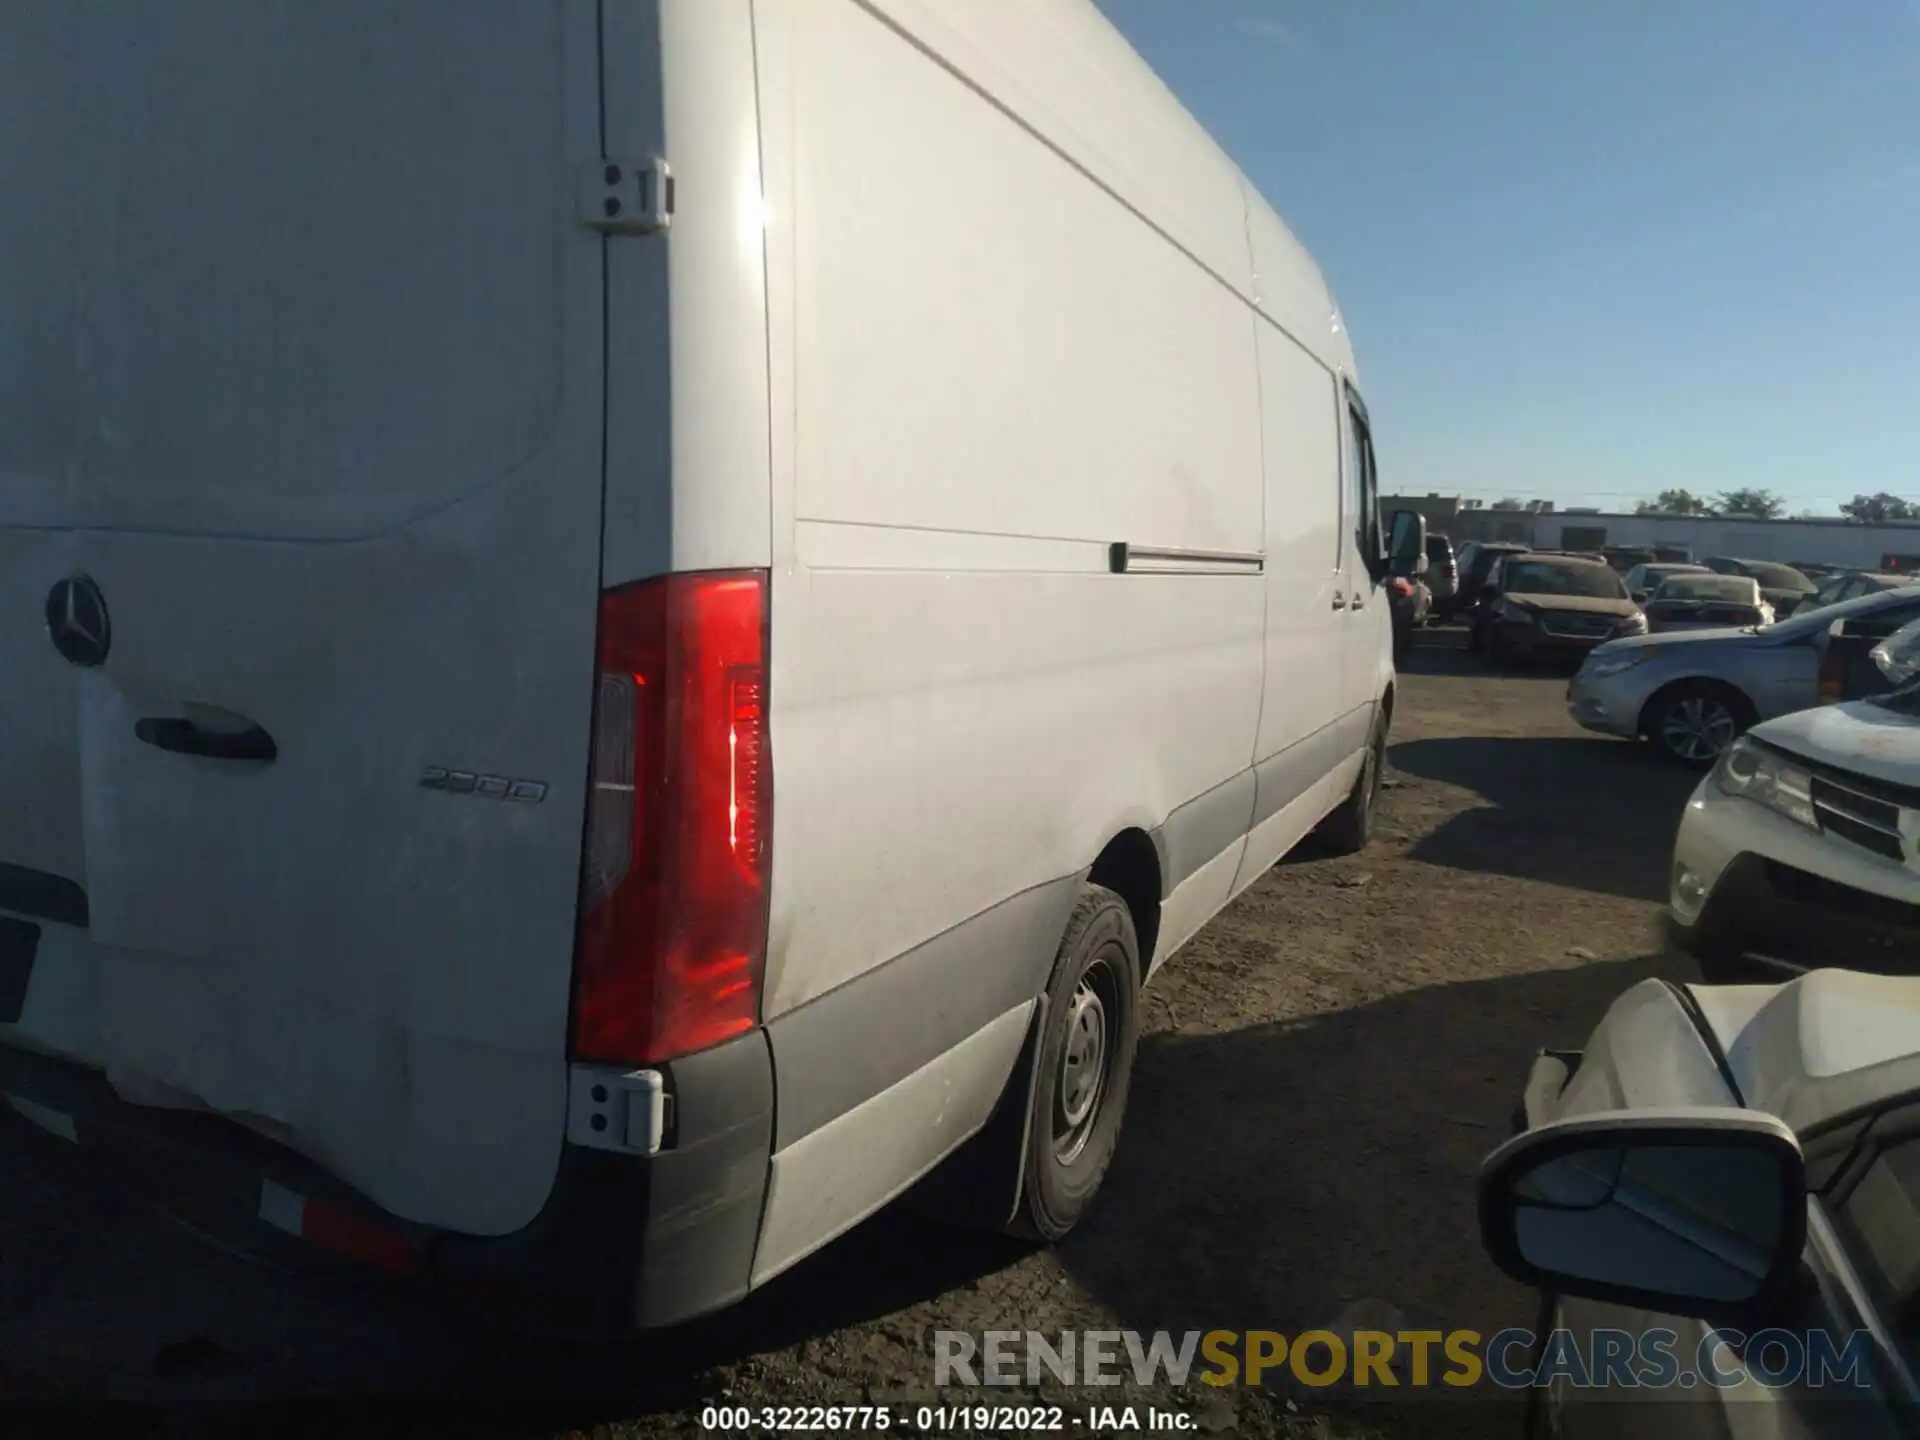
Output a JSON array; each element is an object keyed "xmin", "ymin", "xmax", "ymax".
[{"xmin": 1480, "ymin": 490, "xmax": 1920, "ymax": 522}]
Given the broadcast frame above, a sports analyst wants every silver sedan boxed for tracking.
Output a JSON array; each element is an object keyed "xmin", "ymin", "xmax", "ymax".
[{"xmin": 1566, "ymin": 585, "xmax": 1920, "ymax": 765}]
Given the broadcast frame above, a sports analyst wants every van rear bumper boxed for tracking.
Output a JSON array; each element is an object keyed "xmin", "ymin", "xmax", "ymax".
[{"xmin": 0, "ymin": 1027, "xmax": 773, "ymax": 1336}]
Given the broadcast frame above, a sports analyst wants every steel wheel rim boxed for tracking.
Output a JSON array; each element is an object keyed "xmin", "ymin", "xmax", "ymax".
[
  {"xmin": 1661, "ymin": 696, "xmax": 1736, "ymax": 761},
  {"xmin": 1054, "ymin": 959, "xmax": 1119, "ymax": 1165}
]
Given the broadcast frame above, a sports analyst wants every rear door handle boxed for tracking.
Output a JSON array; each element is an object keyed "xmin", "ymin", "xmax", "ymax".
[
  {"xmin": 135, "ymin": 717, "xmax": 278, "ymax": 763},
  {"xmin": 1331, "ymin": 593, "xmax": 1348, "ymax": 610}
]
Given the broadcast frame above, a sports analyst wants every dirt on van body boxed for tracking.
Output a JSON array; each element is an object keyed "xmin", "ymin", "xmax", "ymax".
[{"xmin": 0, "ymin": 628, "xmax": 1701, "ymax": 1438}]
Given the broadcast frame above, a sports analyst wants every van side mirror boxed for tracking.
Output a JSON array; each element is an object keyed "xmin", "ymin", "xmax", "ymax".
[
  {"xmin": 1479, "ymin": 1108, "xmax": 1806, "ymax": 1326},
  {"xmin": 1386, "ymin": 510, "xmax": 1425, "ymax": 579}
]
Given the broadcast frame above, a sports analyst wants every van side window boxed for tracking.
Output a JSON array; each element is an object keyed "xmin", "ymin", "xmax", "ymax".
[
  {"xmin": 1346, "ymin": 399, "xmax": 1379, "ymax": 569},
  {"xmin": 1343, "ymin": 407, "xmax": 1364, "ymax": 566}
]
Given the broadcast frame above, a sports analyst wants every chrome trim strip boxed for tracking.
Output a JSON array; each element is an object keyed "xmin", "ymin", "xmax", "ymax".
[{"xmin": 1108, "ymin": 542, "xmax": 1264, "ymax": 575}]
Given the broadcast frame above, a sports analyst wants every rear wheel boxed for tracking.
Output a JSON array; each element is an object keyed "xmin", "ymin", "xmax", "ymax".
[
  {"xmin": 1009, "ymin": 886, "xmax": 1141, "ymax": 1242},
  {"xmin": 1645, "ymin": 683, "xmax": 1754, "ymax": 769}
]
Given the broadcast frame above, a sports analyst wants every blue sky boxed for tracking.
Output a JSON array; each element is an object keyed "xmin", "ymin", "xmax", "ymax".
[{"xmin": 1095, "ymin": 0, "xmax": 1920, "ymax": 515}]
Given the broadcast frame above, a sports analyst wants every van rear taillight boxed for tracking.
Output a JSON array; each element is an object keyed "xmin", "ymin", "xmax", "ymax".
[{"xmin": 571, "ymin": 571, "xmax": 771, "ymax": 1067}]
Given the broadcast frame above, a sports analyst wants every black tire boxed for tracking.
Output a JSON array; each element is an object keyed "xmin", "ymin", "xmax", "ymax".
[
  {"xmin": 1312, "ymin": 705, "xmax": 1387, "ymax": 856},
  {"xmin": 1009, "ymin": 886, "xmax": 1141, "ymax": 1242},
  {"xmin": 1644, "ymin": 682, "xmax": 1756, "ymax": 769},
  {"xmin": 1669, "ymin": 911, "xmax": 1755, "ymax": 984}
]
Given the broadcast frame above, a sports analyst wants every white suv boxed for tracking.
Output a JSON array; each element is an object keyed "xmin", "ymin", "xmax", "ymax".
[{"xmin": 1669, "ymin": 620, "xmax": 1920, "ymax": 977}]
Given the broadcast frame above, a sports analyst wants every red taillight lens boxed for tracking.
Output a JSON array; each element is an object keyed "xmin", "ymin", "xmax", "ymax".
[{"xmin": 571, "ymin": 570, "xmax": 771, "ymax": 1067}]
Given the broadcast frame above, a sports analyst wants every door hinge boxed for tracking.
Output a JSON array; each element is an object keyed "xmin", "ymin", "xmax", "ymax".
[{"xmin": 579, "ymin": 156, "xmax": 673, "ymax": 235}]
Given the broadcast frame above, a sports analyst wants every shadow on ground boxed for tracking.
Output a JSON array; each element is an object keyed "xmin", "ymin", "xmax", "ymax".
[
  {"xmin": 1, "ymin": 959, "xmax": 1693, "ymax": 1437},
  {"xmin": 1388, "ymin": 736, "xmax": 1698, "ymax": 903},
  {"xmin": 1052, "ymin": 954, "xmax": 1691, "ymax": 1422},
  {"xmin": 0, "ymin": 1102, "xmax": 1036, "ymax": 1436},
  {"xmin": 1392, "ymin": 623, "xmax": 1595, "ymax": 681}
]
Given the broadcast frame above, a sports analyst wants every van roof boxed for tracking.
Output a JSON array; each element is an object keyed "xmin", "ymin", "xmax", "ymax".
[{"xmin": 920, "ymin": 0, "xmax": 1352, "ymax": 377}]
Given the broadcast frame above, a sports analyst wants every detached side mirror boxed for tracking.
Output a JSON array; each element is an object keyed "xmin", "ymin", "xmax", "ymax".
[
  {"xmin": 1479, "ymin": 1108, "xmax": 1806, "ymax": 1326},
  {"xmin": 1385, "ymin": 509, "xmax": 1426, "ymax": 579},
  {"xmin": 1872, "ymin": 617, "xmax": 1920, "ymax": 686}
]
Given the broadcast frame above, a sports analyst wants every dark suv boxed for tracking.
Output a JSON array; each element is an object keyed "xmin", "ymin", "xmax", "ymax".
[
  {"xmin": 1453, "ymin": 541, "xmax": 1530, "ymax": 628},
  {"xmin": 1425, "ymin": 533, "xmax": 1458, "ymax": 618}
]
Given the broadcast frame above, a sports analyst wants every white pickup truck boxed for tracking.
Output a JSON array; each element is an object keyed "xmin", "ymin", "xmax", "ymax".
[{"xmin": 1668, "ymin": 618, "xmax": 1920, "ymax": 978}]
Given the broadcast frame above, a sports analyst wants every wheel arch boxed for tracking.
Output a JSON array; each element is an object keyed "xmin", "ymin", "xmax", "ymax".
[
  {"xmin": 1085, "ymin": 827, "xmax": 1161, "ymax": 978},
  {"xmin": 1635, "ymin": 674, "xmax": 1760, "ymax": 739}
]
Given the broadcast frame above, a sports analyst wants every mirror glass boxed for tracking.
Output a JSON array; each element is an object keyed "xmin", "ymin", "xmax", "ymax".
[
  {"xmin": 1872, "ymin": 618, "xmax": 1920, "ymax": 685},
  {"xmin": 1505, "ymin": 1139, "xmax": 1788, "ymax": 1304},
  {"xmin": 1386, "ymin": 511, "xmax": 1424, "ymax": 577}
]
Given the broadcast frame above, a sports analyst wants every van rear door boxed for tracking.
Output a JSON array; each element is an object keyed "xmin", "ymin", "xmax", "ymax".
[{"xmin": 0, "ymin": 2, "xmax": 610, "ymax": 1236}]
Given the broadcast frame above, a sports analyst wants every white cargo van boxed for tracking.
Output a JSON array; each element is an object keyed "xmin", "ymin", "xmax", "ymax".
[{"xmin": 0, "ymin": 0, "xmax": 1417, "ymax": 1329}]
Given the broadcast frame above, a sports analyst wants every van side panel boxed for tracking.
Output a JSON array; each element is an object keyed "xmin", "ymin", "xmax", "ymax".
[
  {"xmin": 1234, "ymin": 322, "xmax": 1355, "ymax": 887},
  {"xmin": 759, "ymin": 0, "xmax": 1265, "ymax": 1022},
  {"xmin": 862, "ymin": 0, "xmax": 1256, "ymax": 318},
  {"xmin": 750, "ymin": 0, "xmax": 1266, "ymax": 1264}
]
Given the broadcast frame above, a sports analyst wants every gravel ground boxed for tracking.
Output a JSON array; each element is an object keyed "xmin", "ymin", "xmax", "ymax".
[{"xmin": 0, "ymin": 625, "xmax": 1706, "ymax": 1438}]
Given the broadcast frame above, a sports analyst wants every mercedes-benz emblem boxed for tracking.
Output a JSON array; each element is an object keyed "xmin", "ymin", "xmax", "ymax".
[{"xmin": 45, "ymin": 575, "xmax": 111, "ymax": 668}]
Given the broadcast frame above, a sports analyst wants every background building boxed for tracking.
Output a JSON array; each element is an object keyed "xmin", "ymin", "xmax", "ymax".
[{"xmin": 1383, "ymin": 494, "xmax": 1920, "ymax": 572}]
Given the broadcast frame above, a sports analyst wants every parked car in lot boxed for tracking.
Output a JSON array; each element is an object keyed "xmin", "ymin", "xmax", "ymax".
[
  {"xmin": 1481, "ymin": 967, "xmax": 1918, "ymax": 1435},
  {"xmin": 1454, "ymin": 541, "xmax": 1531, "ymax": 626},
  {"xmin": 1473, "ymin": 554, "xmax": 1646, "ymax": 665},
  {"xmin": 1643, "ymin": 573, "xmax": 1774, "ymax": 633},
  {"xmin": 1668, "ymin": 617, "xmax": 1919, "ymax": 979},
  {"xmin": 1811, "ymin": 569, "xmax": 1907, "ymax": 609},
  {"xmin": 1602, "ymin": 545, "xmax": 1657, "ymax": 572},
  {"xmin": 1792, "ymin": 560, "xmax": 1846, "ymax": 582},
  {"xmin": 1704, "ymin": 557, "xmax": 1820, "ymax": 617},
  {"xmin": 1388, "ymin": 573, "xmax": 1431, "ymax": 659},
  {"xmin": 1424, "ymin": 533, "xmax": 1458, "ymax": 619},
  {"xmin": 1567, "ymin": 584, "xmax": 1920, "ymax": 766},
  {"xmin": 1622, "ymin": 560, "xmax": 1709, "ymax": 604}
]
